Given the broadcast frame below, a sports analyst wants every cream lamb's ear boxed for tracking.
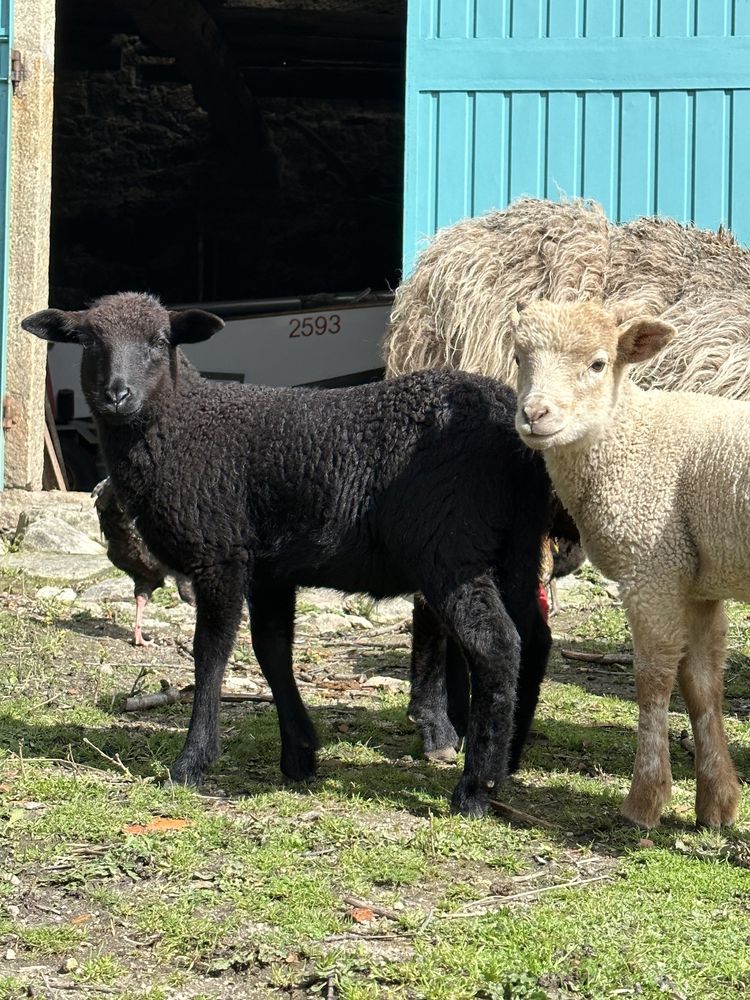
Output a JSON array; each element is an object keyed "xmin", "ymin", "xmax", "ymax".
[
  {"xmin": 509, "ymin": 301, "xmax": 527, "ymax": 330},
  {"xmin": 616, "ymin": 317, "xmax": 676, "ymax": 365}
]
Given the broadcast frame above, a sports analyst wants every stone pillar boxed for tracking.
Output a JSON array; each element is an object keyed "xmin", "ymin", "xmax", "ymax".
[{"xmin": 3, "ymin": 0, "xmax": 55, "ymax": 489}]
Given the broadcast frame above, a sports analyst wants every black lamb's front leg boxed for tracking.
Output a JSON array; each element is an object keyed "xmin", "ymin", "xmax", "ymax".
[
  {"xmin": 249, "ymin": 585, "xmax": 318, "ymax": 782},
  {"xmin": 169, "ymin": 565, "xmax": 245, "ymax": 786}
]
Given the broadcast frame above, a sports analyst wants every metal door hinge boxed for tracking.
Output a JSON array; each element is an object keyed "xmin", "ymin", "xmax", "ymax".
[
  {"xmin": 2, "ymin": 395, "xmax": 20, "ymax": 431},
  {"xmin": 10, "ymin": 50, "xmax": 23, "ymax": 93}
]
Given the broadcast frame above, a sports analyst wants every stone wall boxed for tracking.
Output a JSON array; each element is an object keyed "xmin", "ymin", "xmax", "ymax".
[{"xmin": 49, "ymin": 7, "xmax": 405, "ymax": 308}]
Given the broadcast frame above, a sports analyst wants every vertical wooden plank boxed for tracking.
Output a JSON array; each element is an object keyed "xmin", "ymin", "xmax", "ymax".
[
  {"xmin": 547, "ymin": 0, "xmax": 582, "ymax": 38},
  {"xmin": 435, "ymin": 92, "xmax": 474, "ymax": 229},
  {"xmin": 695, "ymin": 0, "xmax": 731, "ymax": 35},
  {"xmin": 693, "ymin": 90, "xmax": 730, "ymax": 229},
  {"xmin": 655, "ymin": 91, "xmax": 692, "ymax": 222},
  {"xmin": 582, "ymin": 92, "xmax": 618, "ymax": 216},
  {"xmin": 730, "ymin": 91, "xmax": 750, "ymax": 233},
  {"xmin": 438, "ymin": 0, "xmax": 471, "ymax": 37},
  {"xmin": 510, "ymin": 0, "xmax": 544, "ymax": 37},
  {"xmin": 474, "ymin": 0, "xmax": 508, "ymax": 37},
  {"xmin": 402, "ymin": 90, "xmax": 439, "ymax": 275},
  {"xmin": 546, "ymin": 92, "xmax": 582, "ymax": 198},
  {"xmin": 473, "ymin": 92, "xmax": 509, "ymax": 212},
  {"xmin": 735, "ymin": 0, "xmax": 750, "ymax": 34},
  {"xmin": 584, "ymin": 0, "xmax": 618, "ymax": 36},
  {"xmin": 621, "ymin": 0, "xmax": 658, "ymax": 36},
  {"xmin": 658, "ymin": 0, "xmax": 692, "ymax": 35},
  {"xmin": 619, "ymin": 91, "xmax": 656, "ymax": 219},
  {"xmin": 419, "ymin": 0, "xmax": 439, "ymax": 39},
  {"xmin": 509, "ymin": 92, "xmax": 546, "ymax": 200}
]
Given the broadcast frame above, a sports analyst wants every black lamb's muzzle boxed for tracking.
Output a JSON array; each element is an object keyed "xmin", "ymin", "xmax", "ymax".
[{"xmin": 93, "ymin": 394, "xmax": 144, "ymax": 424}]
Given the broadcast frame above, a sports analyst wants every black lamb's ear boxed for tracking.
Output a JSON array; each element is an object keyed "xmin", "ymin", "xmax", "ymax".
[
  {"xmin": 21, "ymin": 309, "xmax": 87, "ymax": 343},
  {"xmin": 168, "ymin": 309, "xmax": 225, "ymax": 345}
]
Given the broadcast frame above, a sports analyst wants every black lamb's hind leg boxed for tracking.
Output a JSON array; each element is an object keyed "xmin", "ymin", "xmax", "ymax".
[
  {"xmin": 506, "ymin": 594, "xmax": 551, "ymax": 773},
  {"xmin": 408, "ymin": 593, "xmax": 462, "ymax": 760},
  {"xmin": 445, "ymin": 636, "xmax": 470, "ymax": 741},
  {"xmin": 249, "ymin": 585, "xmax": 318, "ymax": 782},
  {"xmin": 170, "ymin": 564, "xmax": 245, "ymax": 787},
  {"xmin": 426, "ymin": 575, "xmax": 521, "ymax": 818}
]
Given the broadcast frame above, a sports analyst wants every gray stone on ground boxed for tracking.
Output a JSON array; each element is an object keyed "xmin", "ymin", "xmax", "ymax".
[
  {"xmin": 35, "ymin": 586, "xmax": 77, "ymax": 602},
  {"xmin": 16, "ymin": 504, "xmax": 101, "ymax": 544},
  {"xmin": 301, "ymin": 612, "xmax": 350, "ymax": 635},
  {"xmin": 0, "ymin": 490, "xmax": 93, "ymax": 538},
  {"xmin": 14, "ymin": 514, "xmax": 104, "ymax": 556},
  {"xmin": 296, "ymin": 588, "xmax": 347, "ymax": 612},
  {"xmin": 367, "ymin": 596, "xmax": 413, "ymax": 624},
  {"xmin": 0, "ymin": 551, "xmax": 112, "ymax": 584},
  {"xmin": 362, "ymin": 675, "xmax": 409, "ymax": 692},
  {"xmin": 78, "ymin": 576, "xmax": 134, "ymax": 603}
]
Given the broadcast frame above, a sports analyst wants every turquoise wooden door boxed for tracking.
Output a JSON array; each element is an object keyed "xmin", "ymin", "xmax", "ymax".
[
  {"xmin": 0, "ymin": 0, "xmax": 11, "ymax": 486},
  {"xmin": 403, "ymin": 0, "xmax": 750, "ymax": 275}
]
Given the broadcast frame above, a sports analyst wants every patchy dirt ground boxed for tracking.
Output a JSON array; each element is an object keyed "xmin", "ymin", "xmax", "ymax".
[{"xmin": 1, "ymin": 509, "xmax": 750, "ymax": 1000}]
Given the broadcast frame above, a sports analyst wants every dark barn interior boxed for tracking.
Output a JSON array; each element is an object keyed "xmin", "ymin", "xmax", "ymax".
[{"xmin": 49, "ymin": 0, "xmax": 406, "ymax": 309}]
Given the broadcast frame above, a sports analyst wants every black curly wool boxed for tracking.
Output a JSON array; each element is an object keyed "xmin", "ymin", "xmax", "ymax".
[{"xmin": 22, "ymin": 293, "xmax": 553, "ymax": 817}]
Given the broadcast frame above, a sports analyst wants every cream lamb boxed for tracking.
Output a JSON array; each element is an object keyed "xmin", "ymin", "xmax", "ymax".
[{"xmin": 511, "ymin": 299, "xmax": 748, "ymax": 829}]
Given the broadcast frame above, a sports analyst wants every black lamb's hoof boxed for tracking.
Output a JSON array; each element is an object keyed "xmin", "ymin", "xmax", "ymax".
[
  {"xmin": 413, "ymin": 715, "xmax": 461, "ymax": 759},
  {"xmin": 281, "ymin": 742, "xmax": 318, "ymax": 783},
  {"xmin": 167, "ymin": 757, "xmax": 206, "ymax": 788},
  {"xmin": 450, "ymin": 776, "xmax": 492, "ymax": 819}
]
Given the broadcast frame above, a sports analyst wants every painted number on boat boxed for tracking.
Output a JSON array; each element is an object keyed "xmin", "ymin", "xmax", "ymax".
[{"xmin": 289, "ymin": 313, "xmax": 342, "ymax": 338}]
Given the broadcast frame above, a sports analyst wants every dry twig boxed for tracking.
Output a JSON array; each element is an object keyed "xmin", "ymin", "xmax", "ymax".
[
  {"xmin": 123, "ymin": 684, "xmax": 273, "ymax": 712},
  {"xmin": 81, "ymin": 737, "xmax": 134, "ymax": 779},
  {"xmin": 489, "ymin": 800, "xmax": 559, "ymax": 830},
  {"xmin": 561, "ymin": 649, "xmax": 633, "ymax": 666},
  {"xmin": 444, "ymin": 874, "xmax": 613, "ymax": 917},
  {"xmin": 341, "ymin": 893, "xmax": 402, "ymax": 922}
]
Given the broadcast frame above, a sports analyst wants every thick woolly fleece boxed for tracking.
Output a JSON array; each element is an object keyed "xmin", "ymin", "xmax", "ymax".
[
  {"xmin": 22, "ymin": 293, "xmax": 552, "ymax": 818},
  {"xmin": 386, "ymin": 197, "xmax": 750, "ymax": 401},
  {"xmin": 513, "ymin": 300, "xmax": 747, "ymax": 828}
]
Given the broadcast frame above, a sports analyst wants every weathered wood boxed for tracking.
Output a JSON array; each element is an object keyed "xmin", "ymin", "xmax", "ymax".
[{"xmin": 561, "ymin": 649, "xmax": 634, "ymax": 666}]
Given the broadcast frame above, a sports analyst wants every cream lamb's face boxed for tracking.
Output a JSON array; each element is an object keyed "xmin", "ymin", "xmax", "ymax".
[{"xmin": 511, "ymin": 300, "xmax": 676, "ymax": 451}]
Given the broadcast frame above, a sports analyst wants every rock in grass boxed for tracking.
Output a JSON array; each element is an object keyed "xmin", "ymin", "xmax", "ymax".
[
  {"xmin": 35, "ymin": 585, "xmax": 77, "ymax": 602},
  {"xmin": 14, "ymin": 512, "xmax": 104, "ymax": 555}
]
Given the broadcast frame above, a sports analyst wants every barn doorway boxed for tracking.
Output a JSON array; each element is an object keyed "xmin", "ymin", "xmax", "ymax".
[{"xmin": 49, "ymin": 0, "xmax": 405, "ymax": 308}]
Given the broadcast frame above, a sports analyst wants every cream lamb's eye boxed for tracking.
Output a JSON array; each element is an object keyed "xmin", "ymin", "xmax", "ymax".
[
  {"xmin": 590, "ymin": 359, "xmax": 606, "ymax": 373},
  {"xmin": 513, "ymin": 354, "xmax": 520, "ymax": 367}
]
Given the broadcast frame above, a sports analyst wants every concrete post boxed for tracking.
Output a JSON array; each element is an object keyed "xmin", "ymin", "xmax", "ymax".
[{"xmin": 4, "ymin": 0, "xmax": 55, "ymax": 489}]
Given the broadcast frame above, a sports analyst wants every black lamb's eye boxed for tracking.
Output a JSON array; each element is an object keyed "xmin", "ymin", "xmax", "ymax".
[{"xmin": 590, "ymin": 359, "xmax": 606, "ymax": 373}]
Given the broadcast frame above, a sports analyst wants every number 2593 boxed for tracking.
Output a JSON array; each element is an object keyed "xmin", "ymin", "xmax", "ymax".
[{"xmin": 289, "ymin": 314, "xmax": 341, "ymax": 338}]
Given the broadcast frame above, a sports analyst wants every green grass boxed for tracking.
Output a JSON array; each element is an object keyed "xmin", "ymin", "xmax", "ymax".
[{"xmin": 1, "ymin": 570, "xmax": 749, "ymax": 998}]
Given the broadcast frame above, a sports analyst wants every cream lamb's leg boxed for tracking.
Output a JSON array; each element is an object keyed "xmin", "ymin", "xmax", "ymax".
[
  {"xmin": 621, "ymin": 594, "xmax": 687, "ymax": 828},
  {"xmin": 678, "ymin": 600, "xmax": 741, "ymax": 828}
]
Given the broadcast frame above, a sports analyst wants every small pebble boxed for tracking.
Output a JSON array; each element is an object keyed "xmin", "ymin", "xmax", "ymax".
[
  {"xmin": 60, "ymin": 957, "xmax": 79, "ymax": 973},
  {"xmin": 4, "ymin": 948, "xmax": 16, "ymax": 961}
]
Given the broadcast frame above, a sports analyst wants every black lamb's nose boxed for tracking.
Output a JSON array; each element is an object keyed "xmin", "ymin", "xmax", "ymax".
[{"xmin": 105, "ymin": 385, "xmax": 132, "ymax": 408}]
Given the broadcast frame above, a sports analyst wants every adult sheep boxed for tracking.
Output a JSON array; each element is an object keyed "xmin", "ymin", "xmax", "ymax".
[
  {"xmin": 22, "ymin": 292, "xmax": 553, "ymax": 818},
  {"xmin": 386, "ymin": 197, "xmax": 750, "ymax": 402},
  {"xmin": 512, "ymin": 299, "xmax": 748, "ymax": 829}
]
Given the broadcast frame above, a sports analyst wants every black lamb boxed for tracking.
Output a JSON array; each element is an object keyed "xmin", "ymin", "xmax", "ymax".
[
  {"xmin": 23, "ymin": 292, "xmax": 554, "ymax": 817},
  {"xmin": 92, "ymin": 477, "xmax": 195, "ymax": 646}
]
